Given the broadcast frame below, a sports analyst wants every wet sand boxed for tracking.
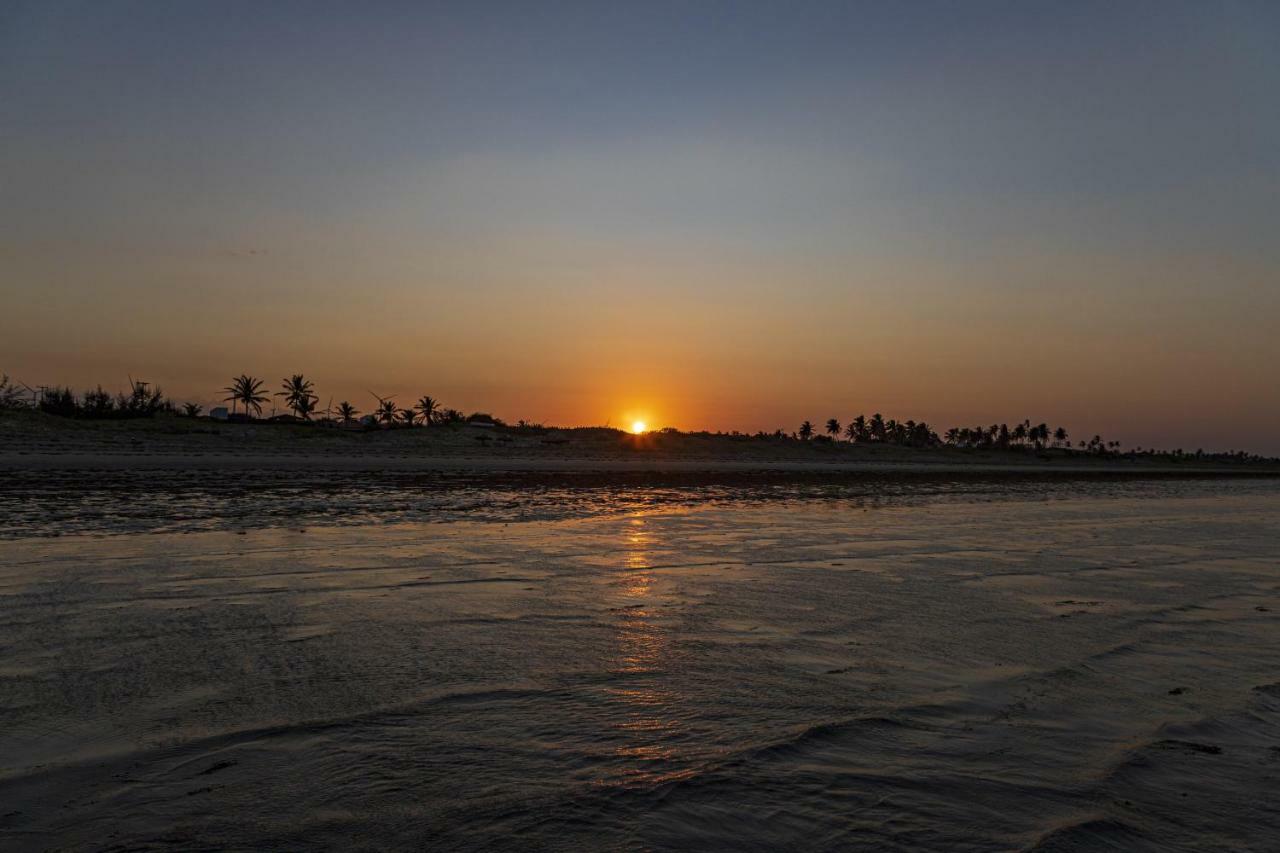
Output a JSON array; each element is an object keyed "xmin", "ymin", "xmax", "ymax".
[{"xmin": 2, "ymin": 478, "xmax": 1278, "ymax": 850}]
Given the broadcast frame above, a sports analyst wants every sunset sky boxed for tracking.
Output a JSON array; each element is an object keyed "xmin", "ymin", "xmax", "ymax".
[{"xmin": 3, "ymin": 1, "xmax": 1278, "ymax": 451}]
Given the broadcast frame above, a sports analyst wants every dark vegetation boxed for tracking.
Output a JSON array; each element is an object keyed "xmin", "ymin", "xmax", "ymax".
[
  {"xmin": 10, "ymin": 376, "xmax": 171, "ymax": 419},
  {"xmin": 0, "ymin": 371, "xmax": 1274, "ymax": 464}
]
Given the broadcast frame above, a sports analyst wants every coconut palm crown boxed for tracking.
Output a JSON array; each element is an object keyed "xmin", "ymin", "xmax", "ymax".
[
  {"xmin": 416, "ymin": 395, "xmax": 440, "ymax": 426},
  {"xmin": 277, "ymin": 374, "xmax": 318, "ymax": 419},
  {"xmin": 223, "ymin": 374, "xmax": 268, "ymax": 417}
]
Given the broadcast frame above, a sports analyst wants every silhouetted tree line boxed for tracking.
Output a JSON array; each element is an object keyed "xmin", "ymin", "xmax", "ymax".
[
  {"xmin": 29, "ymin": 379, "xmax": 171, "ymax": 419},
  {"xmin": 2, "ymin": 369, "xmax": 1274, "ymax": 462},
  {"xmin": 774, "ymin": 413, "xmax": 1271, "ymax": 462},
  {"xmin": 218, "ymin": 373, "xmax": 493, "ymax": 428},
  {"xmin": 787, "ymin": 415, "xmax": 1076, "ymax": 451},
  {"xmin": 789, "ymin": 414, "xmax": 941, "ymax": 447},
  {"xmin": 942, "ymin": 420, "xmax": 1063, "ymax": 451}
]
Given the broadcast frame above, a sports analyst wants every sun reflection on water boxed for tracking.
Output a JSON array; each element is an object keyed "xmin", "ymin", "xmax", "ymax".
[{"xmin": 603, "ymin": 513, "xmax": 690, "ymax": 785}]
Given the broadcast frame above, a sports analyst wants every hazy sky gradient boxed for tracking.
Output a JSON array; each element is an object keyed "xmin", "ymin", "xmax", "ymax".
[{"xmin": 3, "ymin": 1, "xmax": 1278, "ymax": 450}]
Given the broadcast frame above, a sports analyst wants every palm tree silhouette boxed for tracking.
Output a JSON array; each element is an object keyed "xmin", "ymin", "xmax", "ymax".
[
  {"xmin": 182, "ymin": 402, "xmax": 202, "ymax": 418},
  {"xmin": 398, "ymin": 407, "xmax": 419, "ymax": 426},
  {"xmin": 276, "ymin": 374, "xmax": 318, "ymax": 420},
  {"xmin": 1054, "ymin": 426, "xmax": 1068, "ymax": 447},
  {"xmin": 799, "ymin": 420, "xmax": 814, "ymax": 440},
  {"xmin": 826, "ymin": 418, "xmax": 841, "ymax": 439},
  {"xmin": 223, "ymin": 375, "xmax": 268, "ymax": 418},
  {"xmin": 870, "ymin": 413, "xmax": 886, "ymax": 442},
  {"xmin": 416, "ymin": 395, "xmax": 440, "ymax": 426},
  {"xmin": 337, "ymin": 401, "xmax": 359, "ymax": 423},
  {"xmin": 376, "ymin": 398, "xmax": 398, "ymax": 426},
  {"xmin": 844, "ymin": 421, "xmax": 858, "ymax": 442}
]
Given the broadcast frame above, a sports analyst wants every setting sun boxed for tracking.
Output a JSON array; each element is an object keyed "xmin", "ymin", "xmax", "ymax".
[{"xmin": 630, "ymin": 420, "xmax": 647, "ymax": 434}]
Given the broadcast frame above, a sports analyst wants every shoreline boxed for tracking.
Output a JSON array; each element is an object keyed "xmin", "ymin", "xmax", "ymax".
[{"xmin": 3, "ymin": 451, "xmax": 1278, "ymax": 478}]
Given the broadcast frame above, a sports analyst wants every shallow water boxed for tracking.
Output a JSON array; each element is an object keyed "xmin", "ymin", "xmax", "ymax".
[
  {"xmin": 1, "ymin": 478, "xmax": 1278, "ymax": 850},
  {"xmin": 0, "ymin": 467, "xmax": 1273, "ymax": 538}
]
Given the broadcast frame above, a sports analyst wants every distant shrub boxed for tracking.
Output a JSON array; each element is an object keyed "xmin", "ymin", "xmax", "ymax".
[
  {"xmin": 514, "ymin": 420, "xmax": 548, "ymax": 434},
  {"xmin": 0, "ymin": 374, "xmax": 28, "ymax": 410},
  {"xmin": 82, "ymin": 386, "xmax": 115, "ymax": 418},
  {"xmin": 466, "ymin": 412, "xmax": 506, "ymax": 426},
  {"xmin": 39, "ymin": 387, "xmax": 79, "ymax": 417},
  {"xmin": 119, "ymin": 380, "xmax": 167, "ymax": 416},
  {"xmin": 37, "ymin": 380, "xmax": 168, "ymax": 419}
]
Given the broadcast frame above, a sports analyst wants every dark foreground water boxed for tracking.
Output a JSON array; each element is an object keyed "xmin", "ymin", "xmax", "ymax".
[{"xmin": 1, "ymin": 476, "xmax": 1278, "ymax": 850}]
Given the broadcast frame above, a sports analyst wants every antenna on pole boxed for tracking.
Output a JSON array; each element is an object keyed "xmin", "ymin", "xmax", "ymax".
[{"xmin": 18, "ymin": 380, "xmax": 38, "ymax": 407}]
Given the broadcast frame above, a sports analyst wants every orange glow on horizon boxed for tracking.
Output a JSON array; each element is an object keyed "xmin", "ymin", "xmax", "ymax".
[{"xmin": 630, "ymin": 420, "xmax": 647, "ymax": 434}]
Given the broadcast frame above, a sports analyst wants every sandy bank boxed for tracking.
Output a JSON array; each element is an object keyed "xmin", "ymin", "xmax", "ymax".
[
  {"xmin": 2, "ymin": 412, "xmax": 1275, "ymax": 478},
  {"xmin": 2, "ymin": 451, "xmax": 1277, "ymax": 479}
]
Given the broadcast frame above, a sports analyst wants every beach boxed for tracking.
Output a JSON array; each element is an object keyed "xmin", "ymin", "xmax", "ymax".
[
  {"xmin": 2, "ymin": 457, "xmax": 1279, "ymax": 849},
  {"xmin": 8, "ymin": 2, "xmax": 1279, "ymax": 849}
]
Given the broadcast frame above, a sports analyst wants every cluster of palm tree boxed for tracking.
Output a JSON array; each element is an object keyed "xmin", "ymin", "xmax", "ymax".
[
  {"xmin": 365, "ymin": 393, "xmax": 463, "ymax": 427},
  {"xmin": 277, "ymin": 374, "xmax": 318, "ymax": 419},
  {"xmin": 798, "ymin": 414, "xmax": 939, "ymax": 447},
  {"xmin": 221, "ymin": 373, "xmax": 323, "ymax": 420},
  {"xmin": 942, "ymin": 420, "xmax": 1068, "ymax": 450},
  {"xmin": 221, "ymin": 374, "xmax": 463, "ymax": 428},
  {"xmin": 794, "ymin": 414, "xmax": 1127, "ymax": 455}
]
